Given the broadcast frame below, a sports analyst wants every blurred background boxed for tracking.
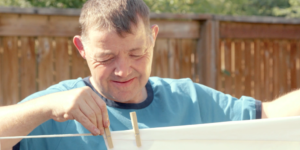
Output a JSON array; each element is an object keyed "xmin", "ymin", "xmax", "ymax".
[
  {"xmin": 1, "ymin": 0, "xmax": 300, "ymax": 105},
  {"xmin": 1, "ymin": 0, "xmax": 300, "ymax": 18}
]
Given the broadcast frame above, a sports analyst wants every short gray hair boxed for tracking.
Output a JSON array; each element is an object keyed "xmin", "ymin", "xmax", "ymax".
[{"xmin": 79, "ymin": 0, "xmax": 150, "ymax": 40}]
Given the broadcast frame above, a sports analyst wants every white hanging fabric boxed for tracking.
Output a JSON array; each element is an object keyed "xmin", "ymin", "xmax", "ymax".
[{"xmin": 104, "ymin": 116, "xmax": 300, "ymax": 150}]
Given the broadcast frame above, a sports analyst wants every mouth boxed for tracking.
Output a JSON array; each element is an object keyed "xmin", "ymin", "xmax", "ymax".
[
  {"xmin": 112, "ymin": 78, "xmax": 135, "ymax": 83},
  {"xmin": 111, "ymin": 78, "xmax": 136, "ymax": 87}
]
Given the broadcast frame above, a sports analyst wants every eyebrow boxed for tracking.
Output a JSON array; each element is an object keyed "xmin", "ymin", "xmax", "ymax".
[
  {"xmin": 93, "ymin": 51, "xmax": 115, "ymax": 58},
  {"xmin": 129, "ymin": 47, "xmax": 147, "ymax": 52},
  {"xmin": 93, "ymin": 47, "xmax": 147, "ymax": 57}
]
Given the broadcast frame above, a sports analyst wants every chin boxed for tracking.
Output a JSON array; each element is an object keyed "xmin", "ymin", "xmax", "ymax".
[{"xmin": 112, "ymin": 93, "xmax": 137, "ymax": 103}]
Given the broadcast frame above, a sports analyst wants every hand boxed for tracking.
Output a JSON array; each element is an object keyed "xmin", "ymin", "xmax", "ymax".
[{"xmin": 45, "ymin": 86, "xmax": 109, "ymax": 136}]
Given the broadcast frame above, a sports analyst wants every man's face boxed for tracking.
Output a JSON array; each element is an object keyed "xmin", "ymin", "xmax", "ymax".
[{"xmin": 81, "ymin": 18, "xmax": 157, "ymax": 103}]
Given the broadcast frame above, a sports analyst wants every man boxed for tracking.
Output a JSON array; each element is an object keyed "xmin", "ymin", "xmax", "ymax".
[{"xmin": 1, "ymin": 0, "xmax": 300, "ymax": 149}]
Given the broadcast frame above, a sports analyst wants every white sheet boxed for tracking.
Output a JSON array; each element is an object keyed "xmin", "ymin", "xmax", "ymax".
[{"xmin": 104, "ymin": 116, "xmax": 300, "ymax": 150}]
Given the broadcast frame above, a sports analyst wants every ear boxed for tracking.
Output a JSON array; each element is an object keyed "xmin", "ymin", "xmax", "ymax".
[
  {"xmin": 151, "ymin": 24, "xmax": 159, "ymax": 43},
  {"xmin": 73, "ymin": 36, "xmax": 86, "ymax": 59}
]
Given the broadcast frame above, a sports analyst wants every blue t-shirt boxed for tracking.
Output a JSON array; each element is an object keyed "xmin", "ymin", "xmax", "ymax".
[{"xmin": 15, "ymin": 77, "xmax": 261, "ymax": 150}]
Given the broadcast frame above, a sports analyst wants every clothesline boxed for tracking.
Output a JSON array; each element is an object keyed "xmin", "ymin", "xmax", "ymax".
[{"xmin": 0, "ymin": 133, "xmax": 93, "ymax": 140}]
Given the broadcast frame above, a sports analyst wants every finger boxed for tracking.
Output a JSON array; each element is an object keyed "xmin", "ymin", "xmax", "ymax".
[
  {"xmin": 84, "ymin": 96, "xmax": 104, "ymax": 135},
  {"xmin": 73, "ymin": 109, "xmax": 100, "ymax": 136},
  {"xmin": 90, "ymin": 91, "xmax": 110, "ymax": 128},
  {"xmin": 78, "ymin": 102, "xmax": 100, "ymax": 134},
  {"xmin": 63, "ymin": 113, "xmax": 74, "ymax": 120},
  {"xmin": 100, "ymin": 100, "xmax": 109, "ymax": 128}
]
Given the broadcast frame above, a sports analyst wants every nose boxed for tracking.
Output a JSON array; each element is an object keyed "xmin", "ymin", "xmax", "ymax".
[{"xmin": 114, "ymin": 57, "xmax": 132, "ymax": 77}]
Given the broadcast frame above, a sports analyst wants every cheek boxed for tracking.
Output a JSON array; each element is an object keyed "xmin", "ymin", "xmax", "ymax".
[
  {"xmin": 96, "ymin": 67, "xmax": 113, "ymax": 80},
  {"xmin": 135, "ymin": 53, "xmax": 152, "ymax": 75},
  {"xmin": 145, "ymin": 51, "xmax": 153, "ymax": 67},
  {"xmin": 87, "ymin": 60, "xmax": 112, "ymax": 80}
]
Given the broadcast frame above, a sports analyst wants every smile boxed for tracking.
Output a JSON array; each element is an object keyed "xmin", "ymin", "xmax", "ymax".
[{"xmin": 111, "ymin": 78, "xmax": 136, "ymax": 87}]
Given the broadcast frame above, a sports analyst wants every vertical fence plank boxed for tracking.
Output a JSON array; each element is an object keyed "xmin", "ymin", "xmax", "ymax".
[
  {"xmin": 234, "ymin": 40, "xmax": 242, "ymax": 98},
  {"xmin": 71, "ymin": 40, "xmax": 89, "ymax": 79},
  {"xmin": 195, "ymin": 38, "xmax": 200, "ymax": 83},
  {"xmin": 297, "ymin": 41, "xmax": 300, "ymax": 89},
  {"xmin": 191, "ymin": 40, "xmax": 197, "ymax": 82},
  {"xmin": 286, "ymin": 41, "xmax": 292, "ymax": 93},
  {"xmin": 20, "ymin": 37, "xmax": 36, "ymax": 100},
  {"xmin": 279, "ymin": 41, "xmax": 287, "ymax": 96},
  {"xmin": 55, "ymin": 37, "xmax": 70, "ymax": 82},
  {"xmin": 230, "ymin": 41, "xmax": 236, "ymax": 97},
  {"xmin": 260, "ymin": 41, "xmax": 266, "ymax": 101},
  {"xmin": 250, "ymin": 41, "xmax": 255, "ymax": 98},
  {"xmin": 180, "ymin": 39, "xmax": 193, "ymax": 79},
  {"xmin": 290, "ymin": 40, "xmax": 297, "ymax": 91},
  {"xmin": 38, "ymin": 37, "xmax": 54, "ymax": 91},
  {"xmin": 218, "ymin": 40, "xmax": 225, "ymax": 93},
  {"xmin": 2, "ymin": 37, "xmax": 19, "ymax": 105},
  {"xmin": 213, "ymin": 21, "xmax": 220, "ymax": 89},
  {"xmin": 254, "ymin": 40, "xmax": 261, "ymax": 100},
  {"xmin": 240, "ymin": 41, "xmax": 246, "ymax": 98},
  {"xmin": 0, "ymin": 38, "xmax": 3, "ymax": 105},
  {"xmin": 283, "ymin": 41, "xmax": 290, "ymax": 94},
  {"xmin": 269, "ymin": 41, "xmax": 275, "ymax": 100},
  {"xmin": 263, "ymin": 41, "xmax": 270, "ymax": 101},
  {"xmin": 224, "ymin": 39, "xmax": 232, "ymax": 94},
  {"xmin": 168, "ymin": 39, "xmax": 180, "ymax": 79},
  {"xmin": 267, "ymin": 41, "xmax": 274, "ymax": 101},
  {"xmin": 273, "ymin": 41, "xmax": 280, "ymax": 99},
  {"xmin": 244, "ymin": 40, "xmax": 252, "ymax": 97},
  {"xmin": 154, "ymin": 39, "xmax": 169, "ymax": 78}
]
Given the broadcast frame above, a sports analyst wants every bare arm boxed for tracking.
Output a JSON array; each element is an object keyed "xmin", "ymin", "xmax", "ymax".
[
  {"xmin": 0, "ymin": 87, "xmax": 109, "ymax": 150},
  {"xmin": 262, "ymin": 89, "xmax": 300, "ymax": 118},
  {"xmin": 0, "ymin": 99, "xmax": 50, "ymax": 150}
]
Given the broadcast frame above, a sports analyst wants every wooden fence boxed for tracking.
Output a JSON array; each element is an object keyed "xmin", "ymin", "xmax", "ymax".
[
  {"xmin": 216, "ymin": 21, "xmax": 300, "ymax": 101},
  {"xmin": 1, "ymin": 7, "xmax": 300, "ymax": 105}
]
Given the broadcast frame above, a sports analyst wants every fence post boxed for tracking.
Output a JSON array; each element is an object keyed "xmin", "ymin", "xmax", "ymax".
[{"xmin": 197, "ymin": 19, "xmax": 219, "ymax": 89}]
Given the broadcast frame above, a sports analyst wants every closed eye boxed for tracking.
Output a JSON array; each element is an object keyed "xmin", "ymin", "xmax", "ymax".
[
  {"xmin": 130, "ymin": 49, "xmax": 147, "ymax": 58},
  {"xmin": 102, "ymin": 58, "xmax": 113, "ymax": 62},
  {"xmin": 130, "ymin": 54, "xmax": 143, "ymax": 58},
  {"xmin": 96, "ymin": 57, "xmax": 115, "ymax": 64}
]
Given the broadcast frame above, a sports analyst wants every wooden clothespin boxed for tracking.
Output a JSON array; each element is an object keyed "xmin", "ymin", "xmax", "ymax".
[
  {"xmin": 130, "ymin": 112, "xmax": 142, "ymax": 147},
  {"xmin": 104, "ymin": 127, "xmax": 114, "ymax": 149}
]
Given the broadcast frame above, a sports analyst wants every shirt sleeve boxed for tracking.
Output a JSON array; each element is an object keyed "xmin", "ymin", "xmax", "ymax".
[
  {"xmin": 193, "ymin": 82, "xmax": 258, "ymax": 123},
  {"xmin": 255, "ymin": 100, "xmax": 262, "ymax": 119}
]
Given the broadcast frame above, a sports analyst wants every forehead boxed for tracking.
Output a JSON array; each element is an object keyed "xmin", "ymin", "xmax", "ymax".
[{"xmin": 86, "ymin": 19, "xmax": 149, "ymax": 51}]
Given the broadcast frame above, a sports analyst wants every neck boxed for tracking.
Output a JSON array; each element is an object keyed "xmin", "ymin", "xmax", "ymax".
[{"xmin": 89, "ymin": 77, "xmax": 148, "ymax": 104}]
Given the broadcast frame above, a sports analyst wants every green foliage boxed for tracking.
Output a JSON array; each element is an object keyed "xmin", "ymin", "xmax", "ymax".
[
  {"xmin": 243, "ymin": 0, "xmax": 290, "ymax": 17},
  {"xmin": 143, "ymin": 0, "xmax": 244, "ymax": 14},
  {"xmin": 273, "ymin": 0, "xmax": 300, "ymax": 18},
  {"xmin": 143, "ymin": 0, "xmax": 212, "ymax": 13},
  {"xmin": 23, "ymin": 0, "xmax": 86, "ymax": 8},
  {"xmin": 1, "ymin": 0, "xmax": 300, "ymax": 18},
  {"xmin": 0, "ymin": 0, "xmax": 31, "ymax": 7},
  {"xmin": 143, "ymin": 0, "xmax": 291, "ymax": 17}
]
